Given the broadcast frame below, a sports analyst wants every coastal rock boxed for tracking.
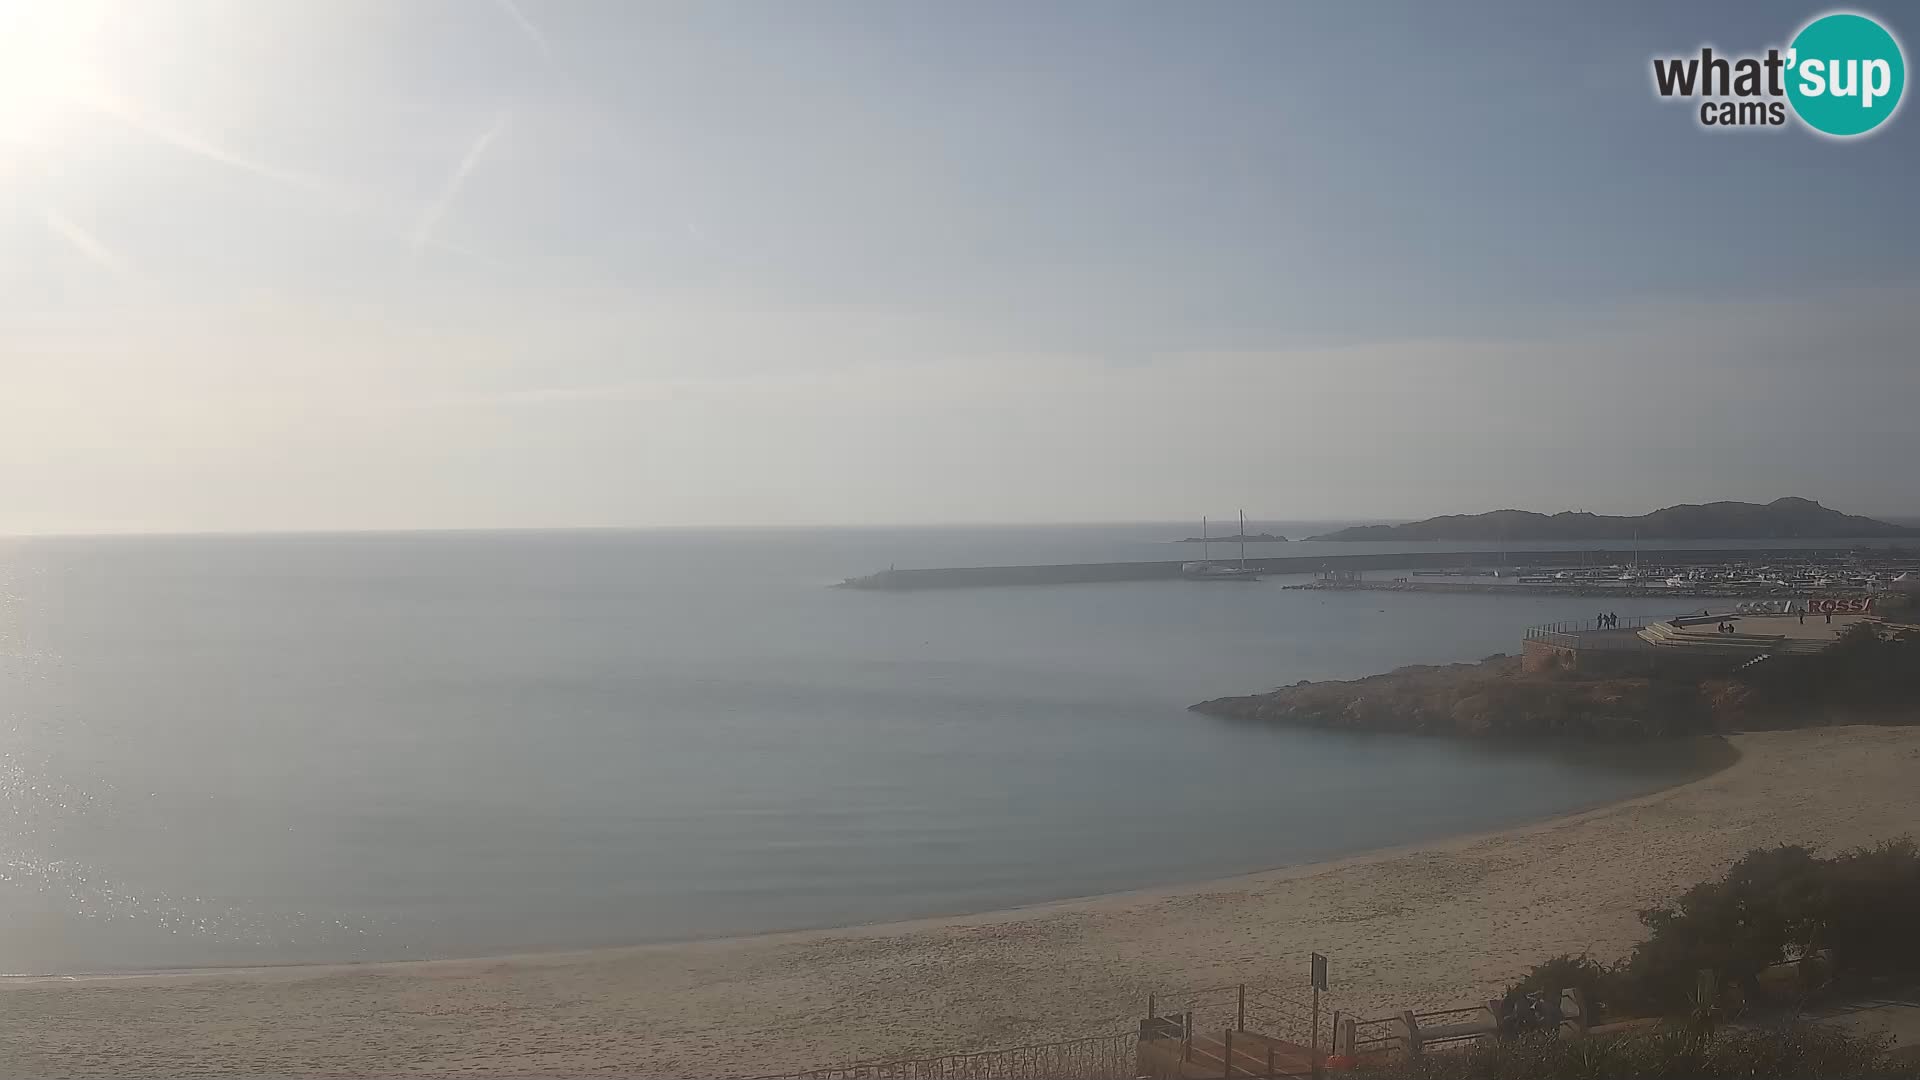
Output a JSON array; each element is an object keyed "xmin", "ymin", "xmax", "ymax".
[
  {"xmin": 1193, "ymin": 621, "xmax": 1920, "ymax": 741},
  {"xmin": 1192, "ymin": 657, "xmax": 1720, "ymax": 740}
]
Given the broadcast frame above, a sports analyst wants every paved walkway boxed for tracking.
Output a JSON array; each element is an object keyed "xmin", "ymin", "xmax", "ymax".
[
  {"xmin": 1727, "ymin": 612, "xmax": 1869, "ymax": 643},
  {"xmin": 1813, "ymin": 991, "xmax": 1920, "ymax": 1060}
]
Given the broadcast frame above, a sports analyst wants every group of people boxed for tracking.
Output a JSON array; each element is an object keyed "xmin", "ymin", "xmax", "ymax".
[
  {"xmin": 1595, "ymin": 611, "xmax": 1622, "ymax": 629},
  {"xmin": 1715, "ymin": 620, "xmax": 1739, "ymax": 634}
]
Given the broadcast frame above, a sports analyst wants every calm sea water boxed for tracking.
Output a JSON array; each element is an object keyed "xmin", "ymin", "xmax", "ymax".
[{"xmin": 0, "ymin": 524, "xmax": 1814, "ymax": 973}]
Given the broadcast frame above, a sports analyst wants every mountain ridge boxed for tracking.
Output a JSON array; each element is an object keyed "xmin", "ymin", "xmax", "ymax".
[{"xmin": 1308, "ymin": 498, "xmax": 1918, "ymax": 542}]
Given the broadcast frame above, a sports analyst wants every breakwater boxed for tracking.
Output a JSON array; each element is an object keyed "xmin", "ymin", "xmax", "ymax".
[{"xmin": 835, "ymin": 547, "xmax": 1875, "ymax": 590}]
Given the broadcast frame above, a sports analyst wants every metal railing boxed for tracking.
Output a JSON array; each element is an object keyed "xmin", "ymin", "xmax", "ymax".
[
  {"xmin": 752, "ymin": 953, "xmax": 1645, "ymax": 1080},
  {"xmin": 1523, "ymin": 615, "xmax": 1657, "ymax": 650},
  {"xmin": 1140, "ymin": 982, "xmax": 1331, "ymax": 1077},
  {"xmin": 1342, "ymin": 1014, "xmax": 1402, "ymax": 1060},
  {"xmin": 749, "ymin": 979, "xmax": 1314, "ymax": 1080},
  {"xmin": 1149, "ymin": 982, "xmax": 1321, "ymax": 1048},
  {"xmin": 1337, "ymin": 990, "xmax": 1591, "ymax": 1064},
  {"xmin": 1405, "ymin": 1004, "xmax": 1499, "ymax": 1052},
  {"xmin": 746, "ymin": 1032, "xmax": 1138, "ymax": 1080}
]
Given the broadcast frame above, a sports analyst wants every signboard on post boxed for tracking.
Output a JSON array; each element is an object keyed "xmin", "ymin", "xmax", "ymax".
[{"xmin": 1312, "ymin": 952, "xmax": 1328, "ymax": 991}]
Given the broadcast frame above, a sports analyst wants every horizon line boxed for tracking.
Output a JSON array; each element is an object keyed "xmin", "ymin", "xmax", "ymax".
[{"xmin": 5, "ymin": 512, "xmax": 1919, "ymax": 544}]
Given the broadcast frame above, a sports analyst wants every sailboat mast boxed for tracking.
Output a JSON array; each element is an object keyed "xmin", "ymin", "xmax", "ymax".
[
  {"xmin": 1239, "ymin": 509, "xmax": 1247, "ymax": 569},
  {"xmin": 1203, "ymin": 516, "xmax": 1210, "ymax": 563}
]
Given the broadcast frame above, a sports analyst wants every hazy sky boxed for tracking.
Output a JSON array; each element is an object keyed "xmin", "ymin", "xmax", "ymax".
[{"xmin": 3, "ymin": 0, "xmax": 1916, "ymax": 533}]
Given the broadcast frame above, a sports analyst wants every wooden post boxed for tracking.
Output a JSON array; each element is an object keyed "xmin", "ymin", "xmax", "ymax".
[
  {"xmin": 1238, "ymin": 983, "xmax": 1246, "ymax": 1032},
  {"xmin": 1185, "ymin": 1011, "xmax": 1194, "ymax": 1062},
  {"xmin": 1310, "ymin": 952, "xmax": 1328, "ymax": 1080},
  {"xmin": 1224, "ymin": 1028, "xmax": 1234, "ymax": 1078},
  {"xmin": 1400, "ymin": 1010, "xmax": 1422, "ymax": 1059},
  {"xmin": 1148, "ymin": 992, "xmax": 1156, "ymax": 1019},
  {"xmin": 1311, "ymin": 983, "xmax": 1322, "ymax": 1079},
  {"xmin": 1267, "ymin": 1044, "xmax": 1276, "ymax": 1078}
]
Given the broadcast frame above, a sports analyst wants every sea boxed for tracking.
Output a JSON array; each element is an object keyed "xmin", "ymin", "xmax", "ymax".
[{"xmin": 0, "ymin": 523, "xmax": 1887, "ymax": 974}]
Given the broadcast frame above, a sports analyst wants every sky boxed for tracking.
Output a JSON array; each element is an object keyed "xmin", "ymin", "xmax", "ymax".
[{"xmin": 2, "ymin": 0, "xmax": 1916, "ymax": 533}]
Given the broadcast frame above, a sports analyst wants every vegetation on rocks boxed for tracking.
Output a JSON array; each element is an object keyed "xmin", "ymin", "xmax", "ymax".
[
  {"xmin": 1193, "ymin": 656, "xmax": 1717, "ymax": 739},
  {"xmin": 1192, "ymin": 622, "xmax": 1919, "ymax": 741},
  {"xmin": 1727, "ymin": 621, "xmax": 1920, "ymax": 719},
  {"xmin": 1376, "ymin": 842, "xmax": 1920, "ymax": 1078},
  {"xmin": 1362, "ymin": 1023, "xmax": 1920, "ymax": 1080},
  {"xmin": 1501, "ymin": 840, "xmax": 1920, "ymax": 1022}
]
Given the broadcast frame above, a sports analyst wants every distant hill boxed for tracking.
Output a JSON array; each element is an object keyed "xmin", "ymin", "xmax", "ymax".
[
  {"xmin": 1175, "ymin": 532, "xmax": 1287, "ymax": 544},
  {"xmin": 1308, "ymin": 498, "xmax": 1919, "ymax": 542}
]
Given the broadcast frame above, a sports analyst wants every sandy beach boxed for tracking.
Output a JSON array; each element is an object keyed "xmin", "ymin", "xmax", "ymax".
[{"xmin": 5, "ymin": 725, "xmax": 1919, "ymax": 1078}]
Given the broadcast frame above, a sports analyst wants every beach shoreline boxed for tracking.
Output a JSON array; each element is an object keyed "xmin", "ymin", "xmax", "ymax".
[
  {"xmin": 1, "ymin": 738, "xmax": 1738, "ymax": 985},
  {"xmin": 5, "ymin": 725, "xmax": 1918, "ymax": 1078}
]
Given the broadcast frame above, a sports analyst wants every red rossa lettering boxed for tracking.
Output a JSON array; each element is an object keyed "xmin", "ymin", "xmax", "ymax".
[{"xmin": 1806, "ymin": 596, "xmax": 1875, "ymax": 614}]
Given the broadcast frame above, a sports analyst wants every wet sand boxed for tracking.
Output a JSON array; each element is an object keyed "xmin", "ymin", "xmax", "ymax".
[{"xmin": 5, "ymin": 725, "xmax": 1919, "ymax": 1078}]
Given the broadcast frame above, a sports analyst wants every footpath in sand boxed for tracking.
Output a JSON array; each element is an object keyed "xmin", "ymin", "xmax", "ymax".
[{"xmin": 4, "ymin": 725, "xmax": 1919, "ymax": 1078}]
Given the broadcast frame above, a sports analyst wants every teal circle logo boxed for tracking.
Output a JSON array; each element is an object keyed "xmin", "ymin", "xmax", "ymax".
[{"xmin": 1786, "ymin": 12, "xmax": 1905, "ymax": 137}]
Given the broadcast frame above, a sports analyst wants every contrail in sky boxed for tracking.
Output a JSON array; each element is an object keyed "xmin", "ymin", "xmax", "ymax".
[
  {"xmin": 493, "ymin": 0, "xmax": 552, "ymax": 58},
  {"xmin": 89, "ymin": 90, "xmax": 350, "ymax": 208},
  {"xmin": 40, "ymin": 205, "xmax": 133, "ymax": 276},
  {"xmin": 410, "ymin": 113, "xmax": 511, "ymax": 255}
]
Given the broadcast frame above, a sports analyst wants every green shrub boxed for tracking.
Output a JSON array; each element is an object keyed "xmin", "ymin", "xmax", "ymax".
[
  {"xmin": 1737, "ymin": 621, "xmax": 1920, "ymax": 714},
  {"xmin": 1363, "ymin": 1023, "xmax": 1918, "ymax": 1080},
  {"xmin": 1498, "ymin": 954, "xmax": 1625, "ymax": 1028},
  {"xmin": 1620, "ymin": 844, "xmax": 1830, "ymax": 1013},
  {"xmin": 1616, "ymin": 840, "xmax": 1920, "ymax": 1014},
  {"xmin": 1820, "ymin": 838, "xmax": 1920, "ymax": 982},
  {"xmin": 1498, "ymin": 839, "xmax": 1920, "ymax": 1023}
]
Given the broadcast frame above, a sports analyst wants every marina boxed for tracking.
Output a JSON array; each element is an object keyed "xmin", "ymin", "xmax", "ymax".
[
  {"xmin": 839, "ymin": 546, "xmax": 1920, "ymax": 597},
  {"xmin": 1295, "ymin": 557, "xmax": 1920, "ymax": 600}
]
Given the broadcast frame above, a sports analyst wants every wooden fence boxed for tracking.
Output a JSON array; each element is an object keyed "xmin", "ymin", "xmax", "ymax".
[
  {"xmin": 1332, "ymin": 988, "xmax": 1590, "ymax": 1064},
  {"xmin": 741, "ymin": 960, "xmax": 1608, "ymax": 1078},
  {"xmin": 746, "ymin": 1032, "xmax": 1138, "ymax": 1080}
]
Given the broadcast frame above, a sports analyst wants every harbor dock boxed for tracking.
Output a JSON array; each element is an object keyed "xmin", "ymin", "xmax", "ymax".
[{"xmin": 837, "ymin": 547, "xmax": 1913, "ymax": 591}]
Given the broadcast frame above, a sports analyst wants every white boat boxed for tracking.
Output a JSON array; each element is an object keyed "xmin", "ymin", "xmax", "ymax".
[
  {"xmin": 1184, "ymin": 562, "xmax": 1260, "ymax": 580},
  {"xmin": 1183, "ymin": 512, "xmax": 1260, "ymax": 581},
  {"xmin": 1617, "ymin": 533, "xmax": 1643, "ymax": 581}
]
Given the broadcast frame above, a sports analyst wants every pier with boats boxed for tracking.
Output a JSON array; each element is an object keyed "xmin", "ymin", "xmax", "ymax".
[
  {"xmin": 1295, "ymin": 556, "xmax": 1919, "ymax": 600},
  {"xmin": 837, "ymin": 547, "xmax": 1920, "ymax": 600}
]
